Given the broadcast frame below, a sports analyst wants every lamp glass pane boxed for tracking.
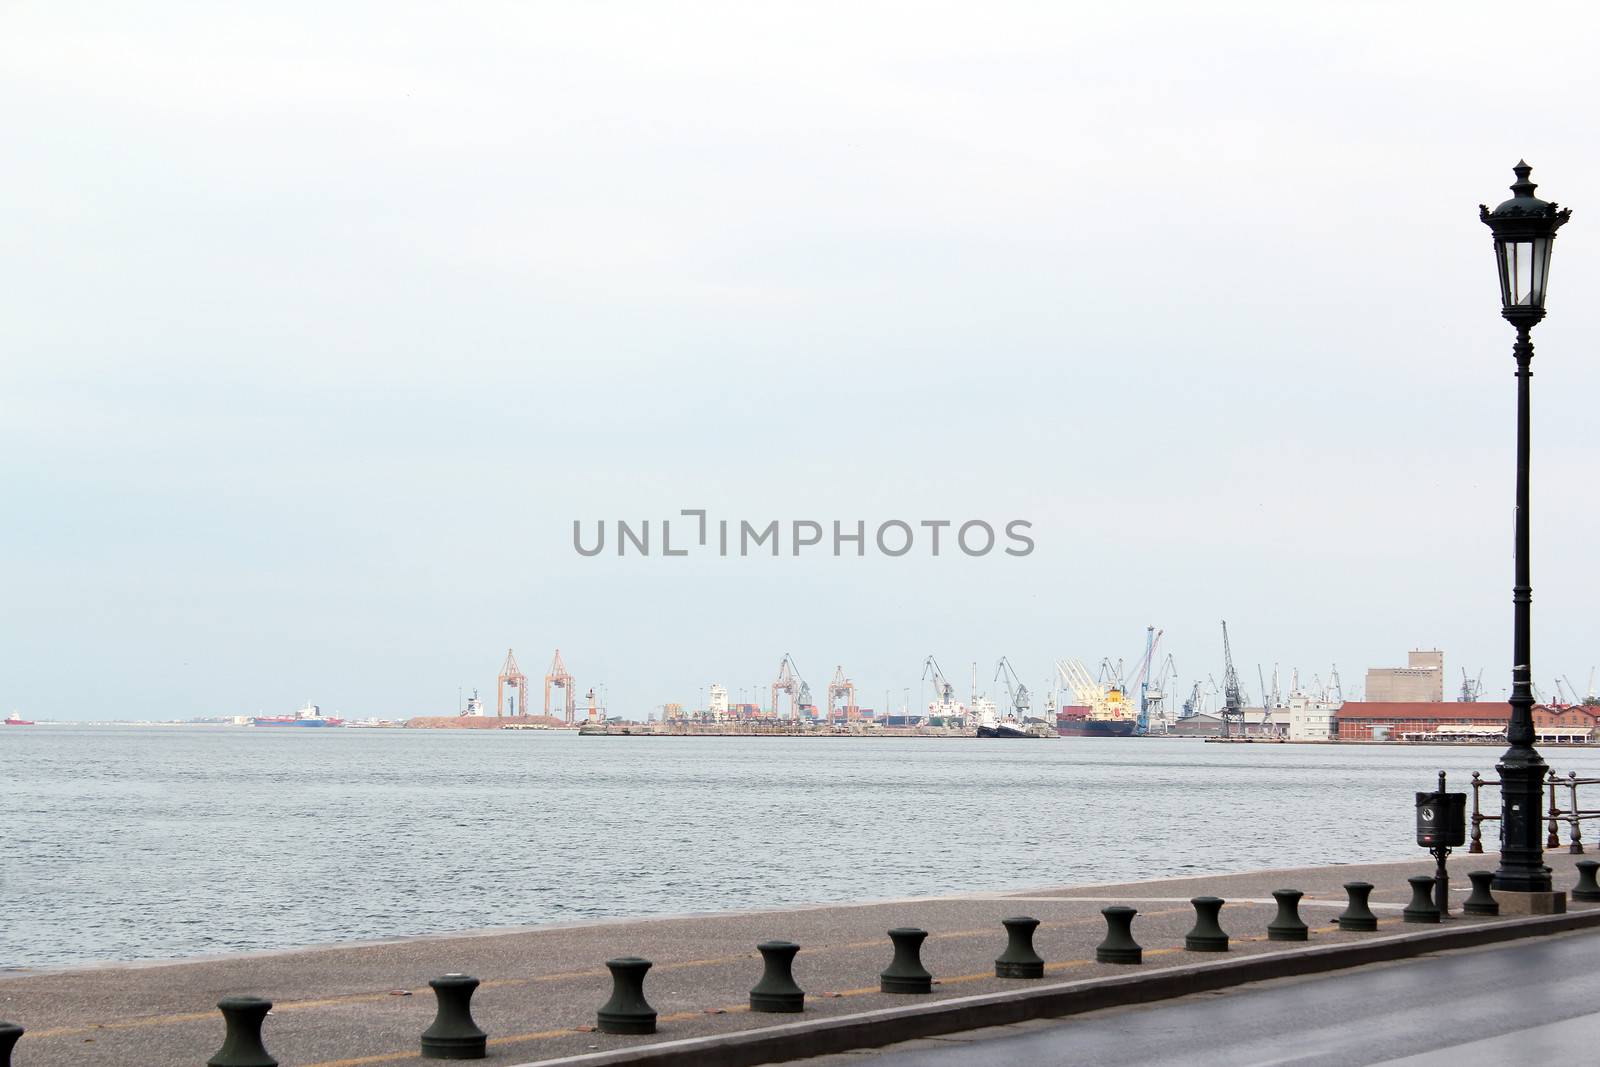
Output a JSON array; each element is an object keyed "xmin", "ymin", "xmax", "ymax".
[
  {"xmin": 1510, "ymin": 240, "xmax": 1534, "ymax": 305},
  {"xmin": 1531, "ymin": 236, "xmax": 1551, "ymax": 305}
]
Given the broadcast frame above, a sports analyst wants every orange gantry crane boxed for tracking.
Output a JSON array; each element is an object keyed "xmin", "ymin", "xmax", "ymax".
[
  {"xmin": 826, "ymin": 665, "xmax": 857, "ymax": 721},
  {"xmin": 497, "ymin": 648, "xmax": 529, "ymax": 717},
  {"xmin": 545, "ymin": 649, "xmax": 577, "ymax": 724}
]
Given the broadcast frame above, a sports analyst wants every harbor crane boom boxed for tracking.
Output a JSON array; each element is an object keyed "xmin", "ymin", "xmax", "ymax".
[
  {"xmin": 1561, "ymin": 675, "xmax": 1583, "ymax": 707},
  {"xmin": 922, "ymin": 655, "xmax": 957, "ymax": 708},
  {"xmin": 1129, "ymin": 626, "xmax": 1164, "ymax": 736},
  {"xmin": 994, "ymin": 657, "xmax": 1031, "ymax": 717},
  {"xmin": 1220, "ymin": 621, "xmax": 1245, "ymax": 738},
  {"xmin": 770, "ymin": 654, "xmax": 809, "ymax": 721}
]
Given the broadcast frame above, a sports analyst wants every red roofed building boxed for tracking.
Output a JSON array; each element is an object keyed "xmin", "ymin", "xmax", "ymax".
[
  {"xmin": 1336, "ymin": 701, "xmax": 1507, "ymax": 741},
  {"xmin": 1335, "ymin": 702, "xmax": 1600, "ymax": 742}
]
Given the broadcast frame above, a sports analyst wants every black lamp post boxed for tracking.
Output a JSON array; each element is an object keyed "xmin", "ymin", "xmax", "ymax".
[{"xmin": 1480, "ymin": 162, "xmax": 1572, "ymax": 894}]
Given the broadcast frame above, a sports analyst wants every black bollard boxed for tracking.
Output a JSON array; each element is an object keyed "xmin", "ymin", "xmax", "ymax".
[
  {"xmin": 208, "ymin": 997, "xmax": 277, "ymax": 1067},
  {"xmin": 1463, "ymin": 870, "xmax": 1500, "ymax": 916},
  {"xmin": 420, "ymin": 973, "xmax": 488, "ymax": 1059},
  {"xmin": 994, "ymin": 917, "xmax": 1045, "ymax": 978},
  {"xmin": 1402, "ymin": 875, "xmax": 1441, "ymax": 923},
  {"xmin": 750, "ymin": 941, "xmax": 805, "ymax": 1012},
  {"xmin": 597, "ymin": 957, "xmax": 657, "ymax": 1035},
  {"xmin": 1574, "ymin": 860, "xmax": 1600, "ymax": 903},
  {"xmin": 1337, "ymin": 882, "xmax": 1379, "ymax": 932},
  {"xmin": 1267, "ymin": 890, "xmax": 1308, "ymax": 942},
  {"xmin": 1096, "ymin": 906, "xmax": 1142, "ymax": 964},
  {"xmin": 1, "ymin": 1021, "xmax": 22, "ymax": 1067},
  {"xmin": 880, "ymin": 928, "xmax": 933, "ymax": 994},
  {"xmin": 1184, "ymin": 896, "xmax": 1229, "ymax": 952}
]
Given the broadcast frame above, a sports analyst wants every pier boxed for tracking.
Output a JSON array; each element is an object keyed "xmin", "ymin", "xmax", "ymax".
[{"xmin": 6, "ymin": 853, "xmax": 1600, "ymax": 1066}]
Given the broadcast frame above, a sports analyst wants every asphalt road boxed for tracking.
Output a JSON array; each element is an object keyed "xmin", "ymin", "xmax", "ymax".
[{"xmin": 789, "ymin": 929, "xmax": 1600, "ymax": 1067}]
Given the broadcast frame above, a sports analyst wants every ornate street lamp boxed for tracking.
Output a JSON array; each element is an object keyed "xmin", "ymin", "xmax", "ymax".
[{"xmin": 1480, "ymin": 162, "xmax": 1571, "ymax": 894}]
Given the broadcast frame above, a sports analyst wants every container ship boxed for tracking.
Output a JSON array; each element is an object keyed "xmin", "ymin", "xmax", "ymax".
[{"xmin": 252, "ymin": 703, "xmax": 343, "ymax": 728}]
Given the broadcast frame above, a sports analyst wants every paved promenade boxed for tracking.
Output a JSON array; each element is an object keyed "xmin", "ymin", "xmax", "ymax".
[{"xmin": 2, "ymin": 852, "xmax": 1596, "ymax": 1066}]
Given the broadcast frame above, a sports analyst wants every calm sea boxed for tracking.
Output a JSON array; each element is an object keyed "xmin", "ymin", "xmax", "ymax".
[{"xmin": 5, "ymin": 726, "xmax": 1598, "ymax": 970}]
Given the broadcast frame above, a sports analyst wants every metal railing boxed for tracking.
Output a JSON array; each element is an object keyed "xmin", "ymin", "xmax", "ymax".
[{"xmin": 1470, "ymin": 769, "xmax": 1600, "ymax": 854}]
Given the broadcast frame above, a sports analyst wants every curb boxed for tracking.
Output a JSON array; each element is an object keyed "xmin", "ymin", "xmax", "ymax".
[{"xmin": 513, "ymin": 908, "xmax": 1600, "ymax": 1067}]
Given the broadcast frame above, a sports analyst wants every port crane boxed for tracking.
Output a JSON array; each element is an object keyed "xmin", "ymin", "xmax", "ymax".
[
  {"xmin": 1220, "ymin": 621, "xmax": 1245, "ymax": 738},
  {"xmin": 1126, "ymin": 626, "xmax": 1165, "ymax": 736},
  {"xmin": 544, "ymin": 649, "xmax": 577, "ymax": 723},
  {"xmin": 825, "ymin": 665, "xmax": 857, "ymax": 721},
  {"xmin": 1145, "ymin": 653, "xmax": 1177, "ymax": 733},
  {"xmin": 770, "ymin": 654, "xmax": 809, "ymax": 721},
  {"xmin": 496, "ymin": 648, "xmax": 529, "ymax": 717},
  {"xmin": 1181, "ymin": 679, "xmax": 1204, "ymax": 719},
  {"xmin": 1057, "ymin": 659, "xmax": 1104, "ymax": 707},
  {"xmin": 994, "ymin": 657, "xmax": 1031, "ymax": 718},
  {"xmin": 922, "ymin": 655, "xmax": 959, "ymax": 715},
  {"xmin": 1555, "ymin": 675, "xmax": 1583, "ymax": 706}
]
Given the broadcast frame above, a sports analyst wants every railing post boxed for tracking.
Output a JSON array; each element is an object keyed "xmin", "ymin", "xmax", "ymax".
[
  {"xmin": 1569, "ymin": 772, "xmax": 1584, "ymax": 854},
  {"xmin": 1469, "ymin": 772, "xmax": 1484, "ymax": 854},
  {"xmin": 1547, "ymin": 769, "xmax": 1562, "ymax": 849}
]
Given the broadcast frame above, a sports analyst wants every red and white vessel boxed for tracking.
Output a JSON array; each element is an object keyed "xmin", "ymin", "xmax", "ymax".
[
  {"xmin": 4, "ymin": 712, "xmax": 35, "ymax": 726},
  {"xmin": 251, "ymin": 702, "xmax": 343, "ymax": 728}
]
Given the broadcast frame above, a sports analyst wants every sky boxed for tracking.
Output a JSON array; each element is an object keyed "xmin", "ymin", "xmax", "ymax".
[{"xmin": 3, "ymin": 2, "xmax": 1599, "ymax": 721}]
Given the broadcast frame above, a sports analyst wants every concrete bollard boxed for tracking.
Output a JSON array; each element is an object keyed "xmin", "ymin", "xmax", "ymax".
[
  {"xmin": 1184, "ymin": 896, "xmax": 1229, "ymax": 952},
  {"xmin": 1337, "ymin": 882, "xmax": 1379, "ymax": 932},
  {"xmin": 994, "ymin": 916, "xmax": 1045, "ymax": 978},
  {"xmin": 1095, "ymin": 906, "xmax": 1142, "ymax": 964},
  {"xmin": 1402, "ymin": 875, "xmax": 1442, "ymax": 924},
  {"xmin": 880, "ymin": 928, "xmax": 933, "ymax": 993},
  {"xmin": 1573, "ymin": 860, "xmax": 1600, "ymax": 902},
  {"xmin": 1267, "ymin": 890, "xmax": 1308, "ymax": 942},
  {"xmin": 1464, "ymin": 871, "xmax": 1500, "ymax": 916},
  {"xmin": 1, "ymin": 1021, "xmax": 22, "ymax": 1067},
  {"xmin": 420, "ymin": 973, "xmax": 488, "ymax": 1059},
  {"xmin": 597, "ymin": 957, "xmax": 657, "ymax": 1035},
  {"xmin": 207, "ymin": 997, "xmax": 277, "ymax": 1067},
  {"xmin": 749, "ymin": 941, "xmax": 805, "ymax": 1012}
]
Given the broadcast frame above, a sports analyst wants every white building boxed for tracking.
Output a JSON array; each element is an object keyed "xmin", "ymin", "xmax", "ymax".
[
  {"xmin": 708, "ymin": 684, "xmax": 729, "ymax": 719},
  {"xmin": 1288, "ymin": 694, "xmax": 1338, "ymax": 741}
]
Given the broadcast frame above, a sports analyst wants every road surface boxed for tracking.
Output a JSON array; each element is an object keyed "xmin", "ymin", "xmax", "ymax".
[{"xmin": 785, "ymin": 928, "xmax": 1600, "ymax": 1066}]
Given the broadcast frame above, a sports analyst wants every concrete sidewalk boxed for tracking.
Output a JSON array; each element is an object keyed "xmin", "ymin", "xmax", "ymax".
[{"xmin": 2, "ymin": 852, "xmax": 1595, "ymax": 1067}]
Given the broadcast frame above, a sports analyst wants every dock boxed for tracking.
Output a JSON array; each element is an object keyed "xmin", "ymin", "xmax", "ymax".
[{"xmin": 4, "ymin": 853, "xmax": 1597, "ymax": 1066}]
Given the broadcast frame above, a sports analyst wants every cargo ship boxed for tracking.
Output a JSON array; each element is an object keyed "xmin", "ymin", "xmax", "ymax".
[
  {"xmin": 252, "ymin": 703, "xmax": 343, "ymax": 728},
  {"xmin": 1056, "ymin": 705, "xmax": 1136, "ymax": 737},
  {"xmin": 4, "ymin": 712, "xmax": 34, "ymax": 726},
  {"xmin": 1055, "ymin": 657, "xmax": 1140, "ymax": 737}
]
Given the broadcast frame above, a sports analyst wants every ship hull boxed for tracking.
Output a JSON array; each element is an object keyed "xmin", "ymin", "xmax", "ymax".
[
  {"xmin": 1056, "ymin": 718, "xmax": 1136, "ymax": 738},
  {"xmin": 252, "ymin": 718, "xmax": 343, "ymax": 727}
]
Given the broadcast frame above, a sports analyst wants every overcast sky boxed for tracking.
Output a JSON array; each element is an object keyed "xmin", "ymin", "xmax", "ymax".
[{"xmin": 4, "ymin": 2, "xmax": 1598, "ymax": 721}]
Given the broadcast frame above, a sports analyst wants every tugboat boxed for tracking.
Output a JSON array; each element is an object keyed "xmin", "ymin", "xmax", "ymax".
[
  {"xmin": 994, "ymin": 715, "xmax": 1032, "ymax": 738},
  {"xmin": 4, "ymin": 711, "xmax": 34, "ymax": 726}
]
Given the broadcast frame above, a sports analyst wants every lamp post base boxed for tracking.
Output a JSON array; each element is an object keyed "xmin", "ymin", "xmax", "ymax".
[
  {"xmin": 1493, "ymin": 890, "xmax": 1567, "ymax": 916},
  {"xmin": 1493, "ymin": 751, "xmax": 1553, "ymax": 893}
]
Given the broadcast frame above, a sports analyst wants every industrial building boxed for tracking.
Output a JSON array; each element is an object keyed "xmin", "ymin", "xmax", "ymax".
[
  {"xmin": 1364, "ymin": 650, "xmax": 1445, "ymax": 702},
  {"xmin": 1335, "ymin": 701, "xmax": 1600, "ymax": 743}
]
